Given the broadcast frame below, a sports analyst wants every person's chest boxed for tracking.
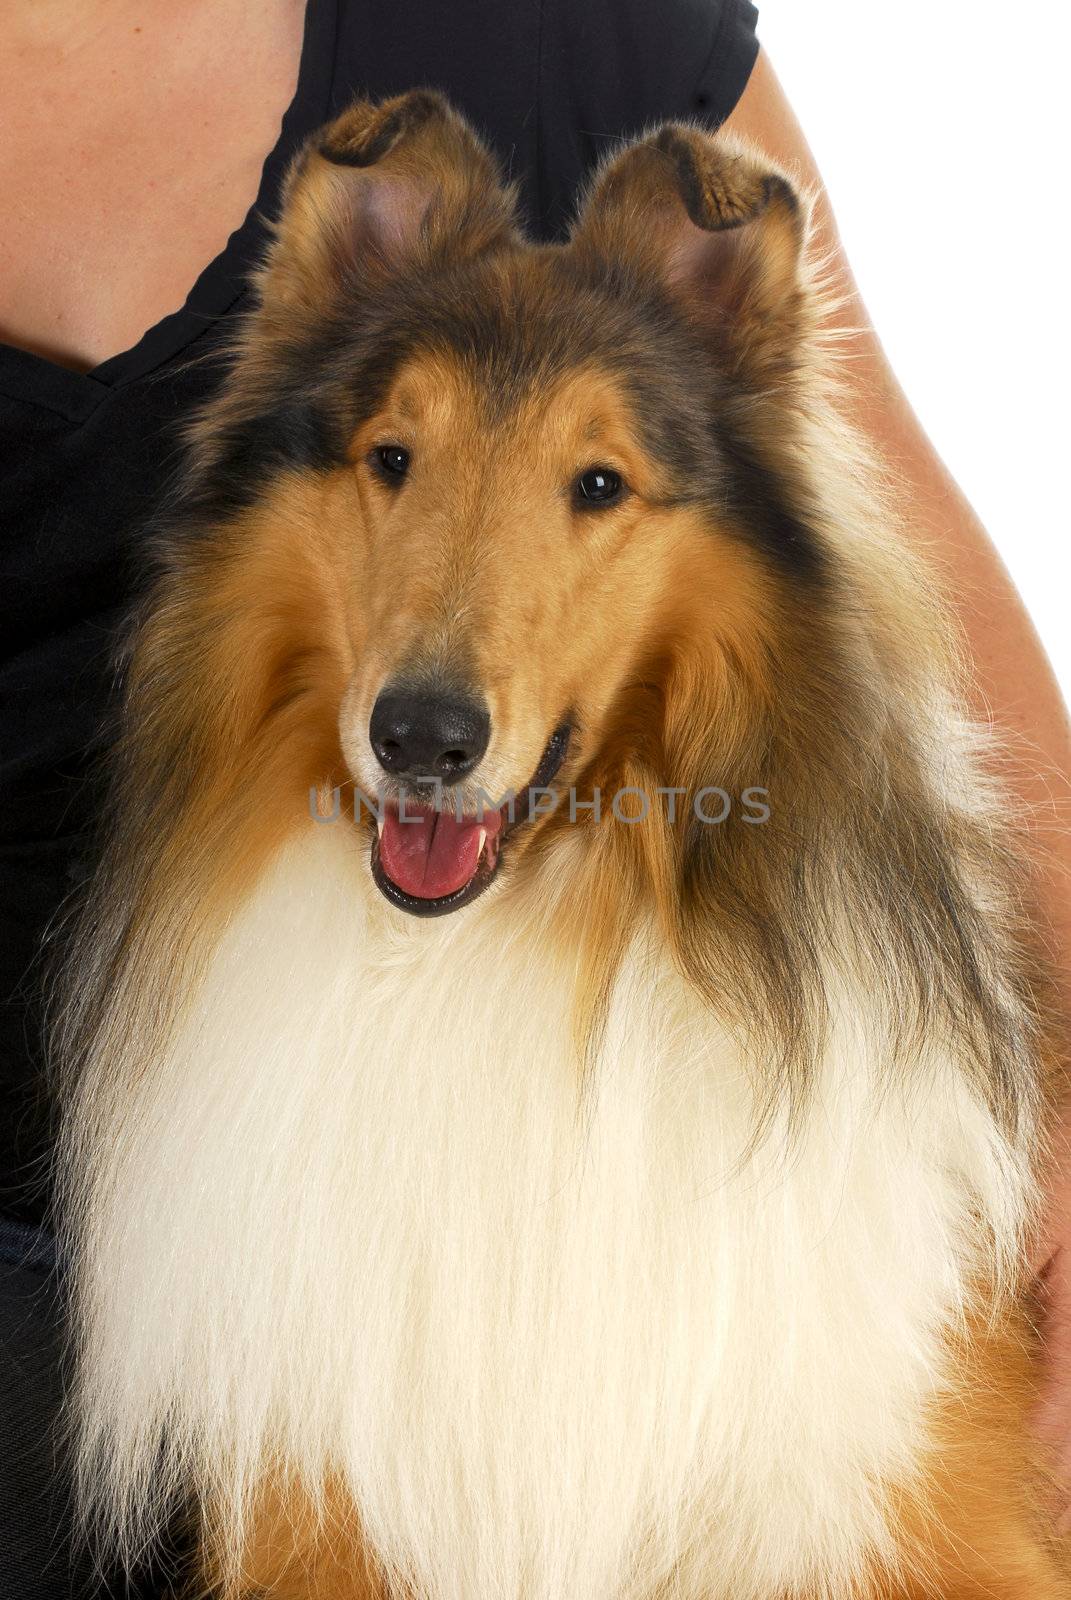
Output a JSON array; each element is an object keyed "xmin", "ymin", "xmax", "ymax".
[{"xmin": 0, "ymin": 0, "xmax": 306, "ymax": 374}]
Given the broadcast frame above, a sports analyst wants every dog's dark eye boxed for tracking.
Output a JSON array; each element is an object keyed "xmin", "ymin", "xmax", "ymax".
[
  {"xmin": 575, "ymin": 466, "xmax": 624, "ymax": 508},
  {"xmin": 372, "ymin": 444, "xmax": 411, "ymax": 482}
]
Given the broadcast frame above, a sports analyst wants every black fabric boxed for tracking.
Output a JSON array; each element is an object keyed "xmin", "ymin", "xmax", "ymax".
[
  {"xmin": 0, "ymin": 1222, "xmax": 86, "ymax": 1598},
  {"xmin": 1, "ymin": 1, "xmax": 757, "ymax": 1585},
  {"xmin": 0, "ymin": 1220, "xmax": 191, "ymax": 1598}
]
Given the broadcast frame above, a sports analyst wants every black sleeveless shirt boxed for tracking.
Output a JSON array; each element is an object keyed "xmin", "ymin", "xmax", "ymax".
[{"xmin": 0, "ymin": 0, "xmax": 759, "ymax": 1223}]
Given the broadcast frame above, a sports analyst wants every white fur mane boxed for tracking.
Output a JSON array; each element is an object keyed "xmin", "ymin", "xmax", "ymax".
[{"xmin": 66, "ymin": 817, "xmax": 1031, "ymax": 1600}]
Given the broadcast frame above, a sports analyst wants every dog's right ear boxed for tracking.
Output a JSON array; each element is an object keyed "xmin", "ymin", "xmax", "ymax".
[{"xmin": 260, "ymin": 90, "xmax": 519, "ymax": 315}]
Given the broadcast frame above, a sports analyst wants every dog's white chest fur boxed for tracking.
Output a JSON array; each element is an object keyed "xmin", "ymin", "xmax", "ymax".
[{"xmin": 77, "ymin": 825, "xmax": 1027, "ymax": 1600}]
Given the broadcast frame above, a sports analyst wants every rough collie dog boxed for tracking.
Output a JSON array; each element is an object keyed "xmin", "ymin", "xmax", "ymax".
[{"xmin": 53, "ymin": 90, "xmax": 1068, "ymax": 1599}]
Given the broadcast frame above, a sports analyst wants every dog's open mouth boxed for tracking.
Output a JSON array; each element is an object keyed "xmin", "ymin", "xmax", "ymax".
[{"xmin": 370, "ymin": 722, "xmax": 572, "ymax": 917}]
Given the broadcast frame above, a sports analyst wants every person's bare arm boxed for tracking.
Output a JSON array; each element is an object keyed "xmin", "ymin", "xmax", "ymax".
[{"xmin": 723, "ymin": 47, "xmax": 1071, "ymax": 1496}]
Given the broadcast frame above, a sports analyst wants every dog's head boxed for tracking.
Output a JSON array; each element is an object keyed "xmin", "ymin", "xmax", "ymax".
[
  {"xmin": 63, "ymin": 91, "xmax": 1037, "ymax": 1165},
  {"xmin": 174, "ymin": 90, "xmax": 831, "ymax": 917}
]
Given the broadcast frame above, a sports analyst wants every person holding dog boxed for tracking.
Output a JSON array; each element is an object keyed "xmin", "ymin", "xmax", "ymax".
[{"xmin": 1, "ymin": 1, "xmax": 1069, "ymax": 1593}]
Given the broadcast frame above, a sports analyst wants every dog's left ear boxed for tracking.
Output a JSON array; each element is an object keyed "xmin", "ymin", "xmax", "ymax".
[
  {"xmin": 569, "ymin": 126, "xmax": 808, "ymax": 382},
  {"xmin": 260, "ymin": 89, "xmax": 519, "ymax": 315}
]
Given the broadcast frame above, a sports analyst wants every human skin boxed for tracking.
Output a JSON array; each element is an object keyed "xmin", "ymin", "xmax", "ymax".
[
  {"xmin": 0, "ymin": 0, "xmax": 306, "ymax": 370},
  {"xmin": 3, "ymin": 0, "xmax": 1070, "ymax": 1517}
]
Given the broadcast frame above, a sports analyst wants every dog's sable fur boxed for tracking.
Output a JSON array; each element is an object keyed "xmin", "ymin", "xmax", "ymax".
[{"xmin": 52, "ymin": 91, "xmax": 1068, "ymax": 1599}]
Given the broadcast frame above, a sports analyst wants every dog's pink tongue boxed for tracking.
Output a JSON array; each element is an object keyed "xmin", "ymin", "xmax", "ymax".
[{"xmin": 379, "ymin": 806, "xmax": 493, "ymax": 899}]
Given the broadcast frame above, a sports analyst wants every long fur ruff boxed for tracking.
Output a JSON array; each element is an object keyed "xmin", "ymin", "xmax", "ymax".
[{"xmin": 65, "ymin": 821, "xmax": 1033, "ymax": 1600}]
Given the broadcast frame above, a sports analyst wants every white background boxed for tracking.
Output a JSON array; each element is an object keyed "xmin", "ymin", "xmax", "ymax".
[{"xmin": 758, "ymin": 1, "xmax": 1070, "ymax": 698}]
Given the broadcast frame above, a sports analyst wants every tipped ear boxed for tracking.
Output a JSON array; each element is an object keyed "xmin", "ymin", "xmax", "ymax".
[
  {"xmin": 570, "ymin": 126, "xmax": 808, "ymax": 381},
  {"xmin": 261, "ymin": 89, "xmax": 519, "ymax": 314}
]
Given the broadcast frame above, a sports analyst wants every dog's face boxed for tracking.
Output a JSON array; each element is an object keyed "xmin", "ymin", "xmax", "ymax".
[
  {"xmin": 185, "ymin": 92, "xmax": 819, "ymax": 915},
  {"xmin": 345, "ymin": 348, "xmax": 663, "ymax": 796},
  {"xmin": 336, "ymin": 275, "xmax": 787, "ymax": 914}
]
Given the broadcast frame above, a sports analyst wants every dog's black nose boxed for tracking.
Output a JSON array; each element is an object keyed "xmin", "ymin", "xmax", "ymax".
[{"xmin": 369, "ymin": 688, "xmax": 491, "ymax": 780}]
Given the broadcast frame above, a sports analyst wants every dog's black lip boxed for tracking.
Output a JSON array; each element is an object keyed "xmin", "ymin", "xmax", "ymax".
[
  {"xmin": 521, "ymin": 720, "xmax": 572, "ymax": 804},
  {"xmin": 370, "ymin": 719, "xmax": 574, "ymax": 918}
]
